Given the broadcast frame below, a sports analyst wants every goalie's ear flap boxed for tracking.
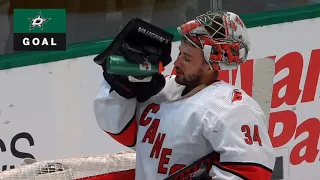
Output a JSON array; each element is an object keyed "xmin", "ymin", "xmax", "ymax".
[{"xmin": 94, "ymin": 18, "xmax": 174, "ymax": 66}]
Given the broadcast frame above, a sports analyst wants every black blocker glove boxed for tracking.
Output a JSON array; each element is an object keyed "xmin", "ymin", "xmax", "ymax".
[
  {"xmin": 103, "ymin": 72, "xmax": 166, "ymax": 102},
  {"xmin": 134, "ymin": 74, "xmax": 166, "ymax": 102},
  {"xmin": 94, "ymin": 18, "xmax": 174, "ymax": 102}
]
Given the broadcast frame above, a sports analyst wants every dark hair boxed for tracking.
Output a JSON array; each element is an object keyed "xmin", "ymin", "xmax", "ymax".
[{"xmin": 181, "ymin": 37, "xmax": 196, "ymax": 47}]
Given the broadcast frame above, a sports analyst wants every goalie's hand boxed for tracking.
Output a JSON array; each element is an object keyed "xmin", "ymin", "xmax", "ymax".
[
  {"xmin": 102, "ymin": 42, "xmax": 168, "ymax": 102},
  {"xmin": 96, "ymin": 18, "xmax": 173, "ymax": 102},
  {"xmin": 104, "ymin": 38, "xmax": 169, "ymax": 102},
  {"xmin": 134, "ymin": 74, "xmax": 165, "ymax": 102},
  {"xmin": 103, "ymin": 72, "xmax": 165, "ymax": 102},
  {"xmin": 116, "ymin": 41, "xmax": 169, "ymax": 102}
]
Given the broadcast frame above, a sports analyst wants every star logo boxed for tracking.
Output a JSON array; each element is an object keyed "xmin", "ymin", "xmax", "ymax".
[{"xmin": 28, "ymin": 11, "xmax": 51, "ymax": 30}]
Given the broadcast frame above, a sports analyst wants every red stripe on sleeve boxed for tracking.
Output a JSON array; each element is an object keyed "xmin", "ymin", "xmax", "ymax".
[
  {"xmin": 106, "ymin": 117, "xmax": 137, "ymax": 147},
  {"xmin": 219, "ymin": 162, "xmax": 273, "ymax": 180}
]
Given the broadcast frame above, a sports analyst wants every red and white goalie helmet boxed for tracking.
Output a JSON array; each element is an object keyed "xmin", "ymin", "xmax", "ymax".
[{"xmin": 177, "ymin": 10, "xmax": 250, "ymax": 70}]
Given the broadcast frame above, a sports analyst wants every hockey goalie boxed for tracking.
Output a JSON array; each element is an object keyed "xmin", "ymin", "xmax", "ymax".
[{"xmin": 93, "ymin": 10, "xmax": 276, "ymax": 180}]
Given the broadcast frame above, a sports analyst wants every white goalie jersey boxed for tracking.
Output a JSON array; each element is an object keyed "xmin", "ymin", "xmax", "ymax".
[{"xmin": 93, "ymin": 75, "xmax": 275, "ymax": 180}]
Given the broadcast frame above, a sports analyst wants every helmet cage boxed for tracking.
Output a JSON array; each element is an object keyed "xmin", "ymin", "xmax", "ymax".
[{"xmin": 177, "ymin": 10, "xmax": 249, "ymax": 70}]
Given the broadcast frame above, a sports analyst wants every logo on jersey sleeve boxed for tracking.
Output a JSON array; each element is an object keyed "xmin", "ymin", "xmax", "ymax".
[{"xmin": 232, "ymin": 89, "xmax": 242, "ymax": 103}]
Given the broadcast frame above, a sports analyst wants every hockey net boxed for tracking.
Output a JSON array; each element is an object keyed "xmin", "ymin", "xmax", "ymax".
[{"xmin": 0, "ymin": 151, "xmax": 136, "ymax": 180}]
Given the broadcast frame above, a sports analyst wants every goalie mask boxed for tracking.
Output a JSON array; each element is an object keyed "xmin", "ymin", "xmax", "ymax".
[{"xmin": 177, "ymin": 10, "xmax": 250, "ymax": 70}]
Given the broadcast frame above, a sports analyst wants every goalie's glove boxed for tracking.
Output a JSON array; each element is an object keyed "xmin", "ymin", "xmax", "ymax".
[
  {"xmin": 103, "ymin": 41, "xmax": 169, "ymax": 102},
  {"xmin": 95, "ymin": 18, "xmax": 173, "ymax": 102},
  {"xmin": 100, "ymin": 37, "xmax": 171, "ymax": 102},
  {"xmin": 119, "ymin": 40, "xmax": 172, "ymax": 66},
  {"xmin": 102, "ymin": 72, "xmax": 166, "ymax": 102},
  {"xmin": 134, "ymin": 74, "xmax": 166, "ymax": 102}
]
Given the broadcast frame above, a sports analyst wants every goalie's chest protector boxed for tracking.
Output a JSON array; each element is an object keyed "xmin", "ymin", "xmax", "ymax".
[{"xmin": 134, "ymin": 84, "xmax": 216, "ymax": 179}]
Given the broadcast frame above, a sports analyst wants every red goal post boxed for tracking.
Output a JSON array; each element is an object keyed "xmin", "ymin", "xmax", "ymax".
[{"xmin": 0, "ymin": 151, "xmax": 136, "ymax": 180}]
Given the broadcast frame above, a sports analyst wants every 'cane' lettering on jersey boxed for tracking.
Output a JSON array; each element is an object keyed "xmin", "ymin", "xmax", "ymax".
[{"xmin": 139, "ymin": 103, "xmax": 174, "ymax": 174}]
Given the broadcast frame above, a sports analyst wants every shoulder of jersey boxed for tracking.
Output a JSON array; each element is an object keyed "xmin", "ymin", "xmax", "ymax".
[{"xmin": 194, "ymin": 81, "xmax": 257, "ymax": 117}]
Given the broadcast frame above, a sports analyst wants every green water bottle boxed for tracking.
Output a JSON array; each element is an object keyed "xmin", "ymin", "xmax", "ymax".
[{"xmin": 106, "ymin": 55, "xmax": 164, "ymax": 77}]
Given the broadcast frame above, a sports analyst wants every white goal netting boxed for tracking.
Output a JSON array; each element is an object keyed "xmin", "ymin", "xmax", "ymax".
[{"xmin": 0, "ymin": 151, "xmax": 136, "ymax": 180}]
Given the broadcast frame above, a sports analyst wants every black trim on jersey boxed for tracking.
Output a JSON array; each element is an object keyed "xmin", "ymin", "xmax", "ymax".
[{"xmin": 106, "ymin": 113, "xmax": 137, "ymax": 147}]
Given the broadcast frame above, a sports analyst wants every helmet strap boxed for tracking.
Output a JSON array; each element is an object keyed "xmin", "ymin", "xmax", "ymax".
[{"xmin": 203, "ymin": 45, "xmax": 214, "ymax": 70}]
